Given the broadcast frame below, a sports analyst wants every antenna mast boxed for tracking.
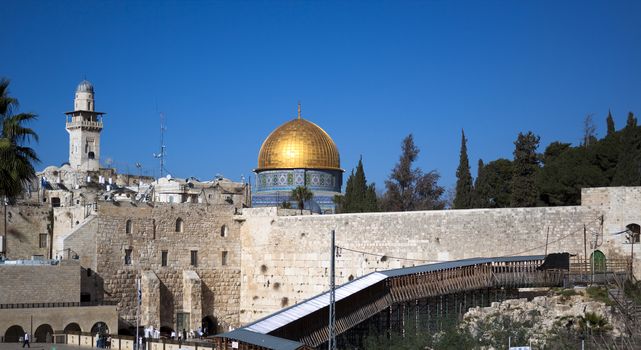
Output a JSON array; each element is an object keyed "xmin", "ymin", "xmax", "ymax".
[{"xmin": 153, "ymin": 112, "xmax": 167, "ymax": 178}]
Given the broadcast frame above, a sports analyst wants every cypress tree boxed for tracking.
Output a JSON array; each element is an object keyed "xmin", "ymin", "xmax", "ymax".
[
  {"xmin": 454, "ymin": 129, "xmax": 473, "ymax": 209},
  {"xmin": 606, "ymin": 110, "xmax": 616, "ymax": 136},
  {"xmin": 612, "ymin": 112, "xmax": 641, "ymax": 186},
  {"xmin": 511, "ymin": 131, "xmax": 540, "ymax": 207},
  {"xmin": 341, "ymin": 157, "xmax": 378, "ymax": 212},
  {"xmin": 626, "ymin": 111, "xmax": 638, "ymax": 128}
]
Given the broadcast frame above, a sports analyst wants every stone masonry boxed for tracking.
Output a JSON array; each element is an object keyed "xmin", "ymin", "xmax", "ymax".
[
  {"xmin": 0, "ymin": 260, "xmax": 80, "ymax": 304},
  {"xmin": 237, "ymin": 187, "xmax": 641, "ymax": 323},
  {"xmin": 64, "ymin": 201, "xmax": 241, "ymax": 332}
]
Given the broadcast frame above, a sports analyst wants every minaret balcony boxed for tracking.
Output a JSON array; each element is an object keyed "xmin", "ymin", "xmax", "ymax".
[{"xmin": 65, "ymin": 120, "xmax": 103, "ymax": 130}]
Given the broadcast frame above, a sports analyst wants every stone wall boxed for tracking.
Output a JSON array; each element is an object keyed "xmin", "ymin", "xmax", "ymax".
[
  {"xmin": 64, "ymin": 202, "xmax": 242, "ymax": 332},
  {"xmin": 0, "ymin": 260, "xmax": 80, "ymax": 304},
  {"xmin": 237, "ymin": 187, "xmax": 641, "ymax": 324},
  {"xmin": 0, "ymin": 305, "xmax": 117, "ymax": 339},
  {"xmin": 1, "ymin": 204, "xmax": 51, "ymax": 259}
]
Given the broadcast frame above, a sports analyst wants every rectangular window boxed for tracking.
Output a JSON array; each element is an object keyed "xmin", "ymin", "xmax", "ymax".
[
  {"xmin": 39, "ymin": 234, "xmax": 47, "ymax": 248},
  {"xmin": 161, "ymin": 251, "xmax": 168, "ymax": 267},
  {"xmin": 125, "ymin": 249, "xmax": 132, "ymax": 265},
  {"xmin": 221, "ymin": 251, "xmax": 228, "ymax": 266},
  {"xmin": 190, "ymin": 250, "xmax": 198, "ymax": 267}
]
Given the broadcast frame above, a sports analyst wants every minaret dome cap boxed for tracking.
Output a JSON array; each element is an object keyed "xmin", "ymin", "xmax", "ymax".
[{"xmin": 76, "ymin": 80, "xmax": 94, "ymax": 93}]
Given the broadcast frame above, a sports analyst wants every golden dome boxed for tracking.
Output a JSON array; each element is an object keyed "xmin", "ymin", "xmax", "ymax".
[{"xmin": 257, "ymin": 116, "xmax": 340, "ymax": 171}]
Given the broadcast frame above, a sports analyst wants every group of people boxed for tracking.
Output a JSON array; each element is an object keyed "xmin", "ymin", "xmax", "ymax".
[
  {"xmin": 96, "ymin": 333, "xmax": 112, "ymax": 348},
  {"xmin": 169, "ymin": 327, "xmax": 208, "ymax": 342}
]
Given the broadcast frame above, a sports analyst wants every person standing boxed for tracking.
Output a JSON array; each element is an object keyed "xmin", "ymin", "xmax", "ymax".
[{"xmin": 22, "ymin": 332, "xmax": 30, "ymax": 348}]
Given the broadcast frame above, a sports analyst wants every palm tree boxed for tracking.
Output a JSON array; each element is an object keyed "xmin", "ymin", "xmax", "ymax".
[
  {"xmin": 291, "ymin": 186, "xmax": 313, "ymax": 214},
  {"xmin": 0, "ymin": 78, "xmax": 39, "ymax": 254}
]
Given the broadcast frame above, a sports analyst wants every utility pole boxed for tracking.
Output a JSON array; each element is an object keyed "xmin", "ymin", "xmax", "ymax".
[
  {"xmin": 328, "ymin": 229, "xmax": 336, "ymax": 350},
  {"xmin": 136, "ymin": 276, "xmax": 141, "ymax": 350}
]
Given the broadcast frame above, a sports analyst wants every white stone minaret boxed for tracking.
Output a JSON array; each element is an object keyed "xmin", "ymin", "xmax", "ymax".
[{"xmin": 65, "ymin": 80, "xmax": 105, "ymax": 171}]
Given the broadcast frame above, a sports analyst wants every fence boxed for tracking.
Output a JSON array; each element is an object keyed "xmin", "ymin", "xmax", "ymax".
[{"xmin": 53, "ymin": 333, "xmax": 216, "ymax": 350}]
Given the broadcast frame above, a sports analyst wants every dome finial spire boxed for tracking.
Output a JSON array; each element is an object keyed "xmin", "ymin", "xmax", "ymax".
[{"xmin": 297, "ymin": 101, "xmax": 301, "ymax": 119}]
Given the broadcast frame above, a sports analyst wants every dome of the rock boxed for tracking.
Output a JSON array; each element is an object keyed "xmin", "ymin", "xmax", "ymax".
[{"xmin": 257, "ymin": 118, "xmax": 340, "ymax": 171}]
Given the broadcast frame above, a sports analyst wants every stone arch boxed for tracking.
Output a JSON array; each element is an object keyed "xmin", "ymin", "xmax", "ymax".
[
  {"xmin": 88, "ymin": 151, "xmax": 95, "ymax": 159},
  {"xmin": 126, "ymin": 219, "xmax": 133, "ymax": 234},
  {"xmin": 220, "ymin": 224, "xmax": 228, "ymax": 237},
  {"xmin": 201, "ymin": 316, "xmax": 216, "ymax": 335},
  {"xmin": 64, "ymin": 323, "xmax": 82, "ymax": 333},
  {"xmin": 159, "ymin": 326, "xmax": 174, "ymax": 338},
  {"xmin": 590, "ymin": 250, "xmax": 607, "ymax": 273},
  {"xmin": 91, "ymin": 322, "xmax": 109, "ymax": 335},
  {"xmin": 627, "ymin": 223, "xmax": 640, "ymax": 243},
  {"xmin": 34, "ymin": 324, "xmax": 54, "ymax": 343},
  {"xmin": 175, "ymin": 218, "xmax": 184, "ymax": 233},
  {"xmin": 4, "ymin": 325, "xmax": 25, "ymax": 342}
]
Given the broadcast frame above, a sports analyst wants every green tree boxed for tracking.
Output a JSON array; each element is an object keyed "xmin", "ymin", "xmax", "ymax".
[
  {"xmin": 511, "ymin": 131, "xmax": 540, "ymax": 207},
  {"xmin": 291, "ymin": 186, "xmax": 313, "ymax": 214},
  {"xmin": 0, "ymin": 78, "xmax": 39, "ymax": 252},
  {"xmin": 582, "ymin": 114, "xmax": 597, "ymax": 147},
  {"xmin": 0, "ymin": 78, "xmax": 39, "ymax": 204},
  {"xmin": 537, "ymin": 145, "xmax": 608, "ymax": 206},
  {"xmin": 612, "ymin": 112, "xmax": 641, "ymax": 186},
  {"xmin": 606, "ymin": 110, "xmax": 615, "ymax": 136},
  {"xmin": 341, "ymin": 157, "xmax": 378, "ymax": 213},
  {"xmin": 473, "ymin": 158, "xmax": 512, "ymax": 208},
  {"xmin": 382, "ymin": 134, "xmax": 444, "ymax": 211},
  {"xmin": 454, "ymin": 129, "xmax": 473, "ymax": 209}
]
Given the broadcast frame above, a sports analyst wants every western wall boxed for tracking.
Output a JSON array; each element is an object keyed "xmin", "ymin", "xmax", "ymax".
[{"xmin": 237, "ymin": 186, "xmax": 641, "ymax": 323}]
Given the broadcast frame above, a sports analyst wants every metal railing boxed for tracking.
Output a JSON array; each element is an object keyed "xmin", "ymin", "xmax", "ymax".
[
  {"xmin": 0, "ymin": 300, "xmax": 117, "ymax": 309},
  {"xmin": 65, "ymin": 120, "xmax": 103, "ymax": 129}
]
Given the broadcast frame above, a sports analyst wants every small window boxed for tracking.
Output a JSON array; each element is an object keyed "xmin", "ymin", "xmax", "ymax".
[
  {"xmin": 152, "ymin": 219, "xmax": 157, "ymax": 240},
  {"xmin": 87, "ymin": 268, "xmax": 92, "ymax": 277},
  {"xmin": 125, "ymin": 249, "xmax": 132, "ymax": 265},
  {"xmin": 627, "ymin": 224, "xmax": 640, "ymax": 243},
  {"xmin": 51, "ymin": 197, "xmax": 61, "ymax": 207},
  {"xmin": 175, "ymin": 218, "xmax": 184, "ymax": 233},
  {"xmin": 39, "ymin": 234, "xmax": 48, "ymax": 248},
  {"xmin": 126, "ymin": 219, "xmax": 133, "ymax": 234},
  {"xmin": 190, "ymin": 250, "xmax": 198, "ymax": 267},
  {"xmin": 221, "ymin": 251, "xmax": 228, "ymax": 266},
  {"xmin": 220, "ymin": 225, "xmax": 228, "ymax": 237},
  {"xmin": 88, "ymin": 151, "xmax": 95, "ymax": 159},
  {"xmin": 161, "ymin": 251, "xmax": 168, "ymax": 267}
]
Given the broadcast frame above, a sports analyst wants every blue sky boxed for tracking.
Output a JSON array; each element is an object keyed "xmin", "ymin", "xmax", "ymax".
[{"xmin": 2, "ymin": 1, "xmax": 641, "ymax": 192}]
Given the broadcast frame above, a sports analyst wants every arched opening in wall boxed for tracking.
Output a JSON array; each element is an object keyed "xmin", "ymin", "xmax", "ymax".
[
  {"xmin": 201, "ymin": 316, "xmax": 216, "ymax": 336},
  {"xmin": 88, "ymin": 152, "xmax": 95, "ymax": 160},
  {"xmin": 51, "ymin": 197, "xmax": 61, "ymax": 208},
  {"xmin": 4, "ymin": 325, "xmax": 25, "ymax": 342},
  {"xmin": 159, "ymin": 326, "xmax": 173, "ymax": 338},
  {"xmin": 590, "ymin": 250, "xmax": 607, "ymax": 273},
  {"xmin": 91, "ymin": 322, "xmax": 109, "ymax": 335},
  {"xmin": 220, "ymin": 225, "xmax": 228, "ymax": 237},
  {"xmin": 34, "ymin": 324, "xmax": 54, "ymax": 343},
  {"xmin": 175, "ymin": 218, "xmax": 184, "ymax": 233},
  {"xmin": 64, "ymin": 323, "xmax": 81, "ymax": 333},
  {"xmin": 626, "ymin": 223, "xmax": 640, "ymax": 243},
  {"xmin": 125, "ymin": 219, "xmax": 133, "ymax": 234},
  {"xmin": 152, "ymin": 219, "xmax": 156, "ymax": 240}
]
